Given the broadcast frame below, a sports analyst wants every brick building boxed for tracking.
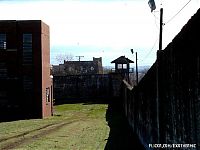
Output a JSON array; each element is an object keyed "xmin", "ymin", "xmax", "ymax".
[
  {"xmin": 52, "ymin": 57, "xmax": 103, "ymax": 75},
  {"xmin": 0, "ymin": 20, "xmax": 53, "ymax": 120}
]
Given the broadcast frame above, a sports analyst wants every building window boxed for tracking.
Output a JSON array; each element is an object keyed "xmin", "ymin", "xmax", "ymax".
[
  {"xmin": 123, "ymin": 64, "xmax": 127, "ymax": 69},
  {"xmin": 0, "ymin": 63, "xmax": 7, "ymax": 79},
  {"xmin": 118, "ymin": 64, "xmax": 122, "ymax": 69},
  {"xmin": 46, "ymin": 87, "xmax": 50, "ymax": 102},
  {"xmin": 23, "ymin": 76, "xmax": 33, "ymax": 92},
  {"xmin": 91, "ymin": 67, "xmax": 94, "ymax": 71},
  {"xmin": 23, "ymin": 34, "xmax": 32, "ymax": 64},
  {"xmin": 68, "ymin": 67, "xmax": 72, "ymax": 72},
  {"xmin": 0, "ymin": 34, "xmax": 6, "ymax": 49}
]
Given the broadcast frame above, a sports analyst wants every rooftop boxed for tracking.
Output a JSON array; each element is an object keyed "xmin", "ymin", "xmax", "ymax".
[{"xmin": 111, "ymin": 56, "xmax": 134, "ymax": 64}]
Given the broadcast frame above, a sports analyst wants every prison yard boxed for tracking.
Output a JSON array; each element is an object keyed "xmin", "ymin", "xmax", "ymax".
[
  {"xmin": 0, "ymin": 103, "xmax": 108, "ymax": 150},
  {"xmin": 0, "ymin": 102, "xmax": 144, "ymax": 150}
]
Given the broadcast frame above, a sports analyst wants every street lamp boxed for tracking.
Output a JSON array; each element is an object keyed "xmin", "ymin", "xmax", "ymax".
[{"xmin": 131, "ymin": 49, "xmax": 138, "ymax": 85}]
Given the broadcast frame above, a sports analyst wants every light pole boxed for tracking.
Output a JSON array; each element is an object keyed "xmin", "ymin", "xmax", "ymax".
[
  {"xmin": 131, "ymin": 49, "xmax": 138, "ymax": 85},
  {"xmin": 159, "ymin": 7, "xmax": 163, "ymax": 51},
  {"xmin": 149, "ymin": 0, "xmax": 162, "ymax": 143}
]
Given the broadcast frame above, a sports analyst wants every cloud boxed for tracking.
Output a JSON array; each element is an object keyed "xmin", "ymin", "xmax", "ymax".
[{"xmin": 0, "ymin": 0, "xmax": 198, "ymax": 66}]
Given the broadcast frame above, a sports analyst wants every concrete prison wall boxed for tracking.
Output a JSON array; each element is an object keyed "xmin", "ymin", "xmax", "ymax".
[{"xmin": 123, "ymin": 9, "xmax": 200, "ymax": 149}]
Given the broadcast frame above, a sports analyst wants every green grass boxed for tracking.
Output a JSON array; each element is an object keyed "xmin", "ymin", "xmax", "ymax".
[{"xmin": 0, "ymin": 103, "xmax": 110, "ymax": 150}]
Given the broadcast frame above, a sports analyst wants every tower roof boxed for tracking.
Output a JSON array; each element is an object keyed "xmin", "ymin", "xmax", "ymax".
[{"xmin": 111, "ymin": 56, "xmax": 134, "ymax": 64}]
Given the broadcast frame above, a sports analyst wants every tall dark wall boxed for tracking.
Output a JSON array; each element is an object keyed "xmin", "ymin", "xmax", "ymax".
[
  {"xmin": 53, "ymin": 74, "xmax": 112, "ymax": 103},
  {"xmin": 123, "ymin": 9, "xmax": 200, "ymax": 149}
]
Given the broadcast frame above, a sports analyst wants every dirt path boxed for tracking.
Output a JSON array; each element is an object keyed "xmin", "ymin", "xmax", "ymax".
[
  {"xmin": 0, "ymin": 123, "xmax": 55, "ymax": 143},
  {"xmin": 0, "ymin": 104, "xmax": 109, "ymax": 150},
  {"xmin": 1, "ymin": 119, "xmax": 80, "ymax": 150}
]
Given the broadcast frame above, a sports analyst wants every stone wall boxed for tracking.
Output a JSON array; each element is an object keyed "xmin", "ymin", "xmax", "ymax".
[
  {"xmin": 53, "ymin": 74, "xmax": 111, "ymax": 103},
  {"xmin": 53, "ymin": 72, "xmax": 126, "ymax": 104}
]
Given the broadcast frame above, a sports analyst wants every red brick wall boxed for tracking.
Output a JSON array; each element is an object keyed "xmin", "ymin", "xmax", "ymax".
[{"xmin": 41, "ymin": 22, "xmax": 53, "ymax": 118}]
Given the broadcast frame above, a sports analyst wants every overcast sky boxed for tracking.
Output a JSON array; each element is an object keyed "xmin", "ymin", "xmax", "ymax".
[{"xmin": 0, "ymin": 0, "xmax": 199, "ymax": 67}]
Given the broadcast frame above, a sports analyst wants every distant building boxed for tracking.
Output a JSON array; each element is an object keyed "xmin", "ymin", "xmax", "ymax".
[
  {"xmin": 0, "ymin": 20, "xmax": 53, "ymax": 120},
  {"xmin": 52, "ymin": 57, "xmax": 103, "ymax": 75}
]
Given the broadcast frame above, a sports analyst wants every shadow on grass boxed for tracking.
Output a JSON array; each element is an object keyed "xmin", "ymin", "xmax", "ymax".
[
  {"xmin": 0, "ymin": 106, "xmax": 42, "ymax": 122},
  {"xmin": 105, "ymin": 100, "xmax": 145, "ymax": 150},
  {"xmin": 0, "ymin": 110, "xmax": 39, "ymax": 123}
]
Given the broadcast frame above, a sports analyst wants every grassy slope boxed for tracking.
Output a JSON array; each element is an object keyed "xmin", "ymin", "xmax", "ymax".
[{"xmin": 0, "ymin": 103, "xmax": 109, "ymax": 150}]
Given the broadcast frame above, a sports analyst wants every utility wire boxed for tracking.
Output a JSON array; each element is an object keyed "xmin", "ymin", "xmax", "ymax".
[
  {"xmin": 152, "ymin": 11, "xmax": 159, "ymax": 30},
  {"xmin": 164, "ymin": 0, "xmax": 192, "ymax": 25},
  {"xmin": 140, "ymin": 38, "xmax": 158, "ymax": 62}
]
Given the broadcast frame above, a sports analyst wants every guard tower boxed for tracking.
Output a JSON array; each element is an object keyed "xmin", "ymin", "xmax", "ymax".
[{"xmin": 111, "ymin": 56, "xmax": 134, "ymax": 80}]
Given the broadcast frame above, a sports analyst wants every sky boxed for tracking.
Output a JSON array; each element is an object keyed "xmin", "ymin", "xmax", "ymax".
[{"xmin": 0, "ymin": 0, "xmax": 199, "ymax": 67}]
